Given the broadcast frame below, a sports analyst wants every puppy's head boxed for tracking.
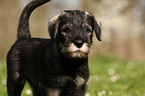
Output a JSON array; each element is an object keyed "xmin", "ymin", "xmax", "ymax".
[{"xmin": 48, "ymin": 10, "xmax": 102, "ymax": 59}]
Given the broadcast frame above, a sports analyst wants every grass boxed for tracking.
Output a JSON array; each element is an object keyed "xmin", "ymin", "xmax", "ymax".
[
  {"xmin": 88, "ymin": 56, "xmax": 145, "ymax": 96},
  {"xmin": 0, "ymin": 56, "xmax": 145, "ymax": 96}
]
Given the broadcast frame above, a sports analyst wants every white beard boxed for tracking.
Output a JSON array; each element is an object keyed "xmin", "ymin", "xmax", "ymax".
[{"xmin": 60, "ymin": 43, "xmax": 90, "ymax": 58}]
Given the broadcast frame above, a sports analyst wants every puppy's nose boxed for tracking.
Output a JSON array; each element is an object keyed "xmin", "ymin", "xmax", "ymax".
[{"xmin": 74, "ymin": 40, "xmax": 83, "ymax": 48}]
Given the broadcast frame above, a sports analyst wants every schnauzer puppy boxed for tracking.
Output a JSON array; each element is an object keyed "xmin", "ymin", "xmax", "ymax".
[{"xmin": 6, "ymin": 0, "xmax": 102, "ymax": 96}]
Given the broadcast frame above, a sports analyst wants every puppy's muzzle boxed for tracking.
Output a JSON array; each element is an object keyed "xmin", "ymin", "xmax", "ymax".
[{"xmin": 60, "ymin": 39, "xmax": 90, "ymax": 58}]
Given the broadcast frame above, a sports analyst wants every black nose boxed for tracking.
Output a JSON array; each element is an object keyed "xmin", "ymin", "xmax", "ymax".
[{"xmin": 74, "ymin": 40, "xmax": 84, "ymax": 48}]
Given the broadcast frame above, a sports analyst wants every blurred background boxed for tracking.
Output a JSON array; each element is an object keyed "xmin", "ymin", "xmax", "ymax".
[
  {"xmin": 0, "ymin": 0, "xmax": 145, "ymax": 61},
  {"xmin": 0, "ymin": 0, "xmax": 145, "ymax": 95}
]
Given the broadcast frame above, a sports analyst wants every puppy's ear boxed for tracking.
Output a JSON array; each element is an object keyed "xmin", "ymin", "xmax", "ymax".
[
  {"xmin": 86, "ymin": 12, "xmax": 102, "ymax": 41},
  {"xmin": 48, "ymin": 15, "xmax": 60, "ymax": 39},
  {"xmin": 94, "ymin": 20, "xmax": 102, "ymax": 41}
]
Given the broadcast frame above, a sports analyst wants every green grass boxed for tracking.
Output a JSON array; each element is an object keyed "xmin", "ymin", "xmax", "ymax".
[
  {"xmin": 88, "ymin": 56, "xmax": 145, "ymax": 96},
  {"xmin": 1, "ymin": 56, "xmax": 145, "ymax": 96}
]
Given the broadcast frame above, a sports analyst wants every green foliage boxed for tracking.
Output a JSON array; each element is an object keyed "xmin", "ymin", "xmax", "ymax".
[{"xmin": 0, "ymin": 56, "xmax": 145, "ymax": 96}]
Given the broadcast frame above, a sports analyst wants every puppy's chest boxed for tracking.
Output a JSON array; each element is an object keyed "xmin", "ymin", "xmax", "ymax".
[
  {"xmin": 44, "ymin": 76, "xmax": 86, "ymax": 96},
  {"xmin": 56, "ymin": 76, "xmax": 86, "ymax": 87},
  {"xmin": 56, "ymin": 76, "xmax": 72, "ymax": 86}
]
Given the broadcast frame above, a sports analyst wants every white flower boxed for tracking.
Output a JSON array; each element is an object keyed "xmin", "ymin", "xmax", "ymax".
[
  {"xmin": 102, "ymin": 90, "xmax": 106, "ymax": 94},
  {"xmin": 2, "ymin": 79, "xmax": 6, "ymax": 85},
  {"xmin": 110, "ymin": 74, "xmax": 120, "ymax": 82},
  {"xmin": 98, "ymin": 90, "xmax": 106, "ymax": 96},
  {"xmin": 88, "ymin": 75, "xmax": 100, "ymax": 83},
  {"xmin": 25, "ymin": 89, "xmax": 32, "ymax": 95},
  {"xmin": 108, "ymin": 68, "xmax": 115, "ymax": 76},
  {"xmin": 98, "ymin": 92, "xmax": 103, "ymax": 96},
  {"xmin": 85, "ymin": 92, "xmax": 90, "ymax": 96}
]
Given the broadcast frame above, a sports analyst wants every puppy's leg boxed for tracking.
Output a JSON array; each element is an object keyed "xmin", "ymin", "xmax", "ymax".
[
  {"xmin": 31, "ymin": 87, "xmax": 40, "ymax": 96},
  {"xmin": 7, "ymin": 75, "xmax": 25, "ymax": 96},
  {"xmin": 60, "ymin": 81, "xmax": 86, "ymax": 96},
  {"xmin": 7, "ymin": 53, "xmax": 25, "ymax": 96},
  {"xmin": 31, "ymin": 87, "xmax": 46, "ymax": 96}
]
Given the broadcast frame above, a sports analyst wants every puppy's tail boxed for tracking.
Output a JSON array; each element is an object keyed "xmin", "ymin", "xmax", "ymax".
[{"xmin": 17, "ymin": 0, "xmax": 51, "ymax": 40}]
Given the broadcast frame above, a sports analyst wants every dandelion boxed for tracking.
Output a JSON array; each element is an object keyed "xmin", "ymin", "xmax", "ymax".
[
  {"xmin": 98, "ymin": 90, "xmax": 106, "ymax": 96},
  {"xmin": 102, "ymin": 90, "xmax": 106, "ymax": 94},
  {"xmin": 108, "ymin": 68, "xmax": 115, "ymax": 76},
  {"xmin": 25, "ymin": 89, "xmax": 32, "ymax": 95},
  {"xmin": 110, "ymin": 74, "xmax": 120, "ymax": 82},
  {"xmin": 88, "ymin": 75, "xmax": 100, "ymax": 83},
  {"xmin": 98, "ymin": 92, "xmax": 103, "ymax": 96},
  {"xmin": 85, "ymin": 92, "xmax": 90, "ymax": 96},
  {"xmin": 110, "ymin": 76, "xmax": 117, "ymax": 82},
  {"xmin": 2, "ymin": 79, "xmax": 6, "ymax": 85}
]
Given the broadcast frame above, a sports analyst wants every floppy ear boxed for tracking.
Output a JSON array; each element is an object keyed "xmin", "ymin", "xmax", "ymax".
[
  {"xmin": 48, "ymin": 15, "xmax": 60, "ymax": 39},
  {"xmin": 94, "ymin": 20, "xmax": 102, "ymax": 41}
]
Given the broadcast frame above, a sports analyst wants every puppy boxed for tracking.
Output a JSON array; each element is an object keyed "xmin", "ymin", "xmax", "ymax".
[{"xmin": 7, "ymin": 0, "xmax": 102, "ymax": 96}]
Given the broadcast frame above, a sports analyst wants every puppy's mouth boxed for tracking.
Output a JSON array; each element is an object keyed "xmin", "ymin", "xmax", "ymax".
[
  {"xmin": 60, "ymin": 43, "xmax": 90, "ymax": 58},
  {"xmin": 71, "ymin": 50, "xmax": 88, "ymax": 58}
]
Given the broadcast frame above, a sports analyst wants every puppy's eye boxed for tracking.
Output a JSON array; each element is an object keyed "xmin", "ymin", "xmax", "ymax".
[
  {"xmin": 86, "ymin": 28, "xmax": 91, "ymax": 32},
  {"xmin": 61, "ymin": 27, "xmax": 70, "ymax": 36},
  {"xmin": 87, "ymin": 28, "xmax": 92, "ymax": 36},
  {"xmin": 86, "ymin": 26, "xmax": 92, "ymax": 32},
  {"xmin": 61, "ymin": 27, "xmax": 70, "ymax": 32}
]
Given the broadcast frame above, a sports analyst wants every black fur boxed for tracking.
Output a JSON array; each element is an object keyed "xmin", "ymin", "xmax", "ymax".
[{"xmin": 7, "ymin": 0, "xmax": 101, "ymax": 96}]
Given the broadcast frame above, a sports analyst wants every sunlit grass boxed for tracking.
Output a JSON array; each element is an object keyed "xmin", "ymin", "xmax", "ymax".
[
  {"xmin": 88, "ymin": 56, "xmax": 145, "ymax": 96},
  {"xmin": 0, "ymin": 56, "xmax": 145, "ymax": 96},
  {"xmin": 0, "ymin": 60, "xmax": 7, "ymax": 96}
]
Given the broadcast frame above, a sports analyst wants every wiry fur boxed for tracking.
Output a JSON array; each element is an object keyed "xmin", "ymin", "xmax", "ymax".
[{"xmin": 6, "ymin": 0, "xmax": 102, "ymax": 96}]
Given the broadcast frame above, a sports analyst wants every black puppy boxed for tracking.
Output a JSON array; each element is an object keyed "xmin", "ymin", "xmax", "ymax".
[{"xmin": 7, "ymin": 0, "xmax": 102, "ymax": 96}]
